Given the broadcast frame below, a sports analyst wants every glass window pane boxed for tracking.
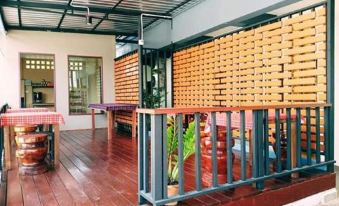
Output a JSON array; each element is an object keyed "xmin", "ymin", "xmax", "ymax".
[{"xmin": 68, "ymin": 56, "xmax": 102, "ymax": 115}]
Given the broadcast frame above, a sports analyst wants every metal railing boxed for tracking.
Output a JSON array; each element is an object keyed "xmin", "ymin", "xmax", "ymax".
[{"xmin": 137, "ymin": 103, "xmax": 335, "ymax": 205}]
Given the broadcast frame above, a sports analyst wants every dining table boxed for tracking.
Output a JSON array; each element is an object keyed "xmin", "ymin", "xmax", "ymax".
[
  {"xmin": 89, "ymin": 103, "xmax": 138, "ymax": 139},
  {"xmin": 0, "ymin": 109, "xmax": 64, "ymax": 170}
]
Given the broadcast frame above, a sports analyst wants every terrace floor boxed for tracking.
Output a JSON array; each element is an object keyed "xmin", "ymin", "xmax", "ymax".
[{"xmin": 6, "ymin": 129, "xmax": 335, "ymax": 206}]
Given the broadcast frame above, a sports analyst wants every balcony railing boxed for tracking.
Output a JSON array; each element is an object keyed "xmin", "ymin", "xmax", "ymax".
[{"xmin": 137, "ymin": 103, "xmax": 335, "ymax": 205}]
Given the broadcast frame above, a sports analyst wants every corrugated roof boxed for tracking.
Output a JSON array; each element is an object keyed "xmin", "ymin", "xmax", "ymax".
[{"xmin": 0, "ymin": 0, "xmax": 204, "ymax": 37}]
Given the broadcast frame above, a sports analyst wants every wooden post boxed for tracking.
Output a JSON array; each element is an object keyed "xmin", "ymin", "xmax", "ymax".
[
  {"xmin": 54, "ymin": 124, "xmax": 60, "ymax": 168},
  {"xmin": 107, "ymin": 111, "xmax": 113, "ymax": 139},
  {"xmin": 91, "ymin": 109, "xmax": 95, "ymax": 133},
  {"xmin": 4, "ymin": 126, "xmax": 11, "ymax": 170},
  {"xmin": 132, "ymin": 109, "xmax": 137, "ymax": 139}
]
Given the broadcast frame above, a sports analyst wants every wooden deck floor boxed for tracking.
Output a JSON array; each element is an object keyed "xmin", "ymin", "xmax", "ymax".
[{"xmin": 5, "ymin": 129, "xmax": 334, "ymax": 206}]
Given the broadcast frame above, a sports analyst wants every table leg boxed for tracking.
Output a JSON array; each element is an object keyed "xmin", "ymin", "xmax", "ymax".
[
  {"xmin": 291, "ymin": 122, "xmax": 299, "ymax": 178},
  {"xmin": 132, "ymin": 110, "xmax": 137, "ymax": 139},
  {"xmin": 91, "ymin": 109, "xmax": 96, "ymax": 133},
  {"xmin": 112, "ymin": 111, "xmax": 116, "ymax": 129},
  {"xmin": 54, "ymin": 124, "xmax": 60, "ymax": 168},
  {"xmin": 108, "ymin": 111, "xmax": 113, "ymax": 140},
  {"xmin": 10, "ymin": 127, "xmax": 15, "ymax": 147},
  {"xmin": 4, "ymin": 126, "xmax": 11, "ymax": 170}
]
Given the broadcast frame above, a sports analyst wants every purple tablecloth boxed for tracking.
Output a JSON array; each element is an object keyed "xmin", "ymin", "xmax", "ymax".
[{"xmin": 88, "ymin": 103, "xmax": 138, "ymax": 111}]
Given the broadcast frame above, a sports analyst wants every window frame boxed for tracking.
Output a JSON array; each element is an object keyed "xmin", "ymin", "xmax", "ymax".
[{"xmin": 67, "ymin": 55, "xmax": 104, "ymax": 116}]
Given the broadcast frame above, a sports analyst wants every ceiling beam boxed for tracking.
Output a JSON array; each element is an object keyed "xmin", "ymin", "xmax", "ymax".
[
  {"xmin": 7, "ymin": 25, "xmax": 137, "ymax": 36},
  {"xmin": 57, "ymin": 0, "xmax": 72, "ymax": 29},
  {"xmin": 116, "ymin": 39, "xmax": 137, "ymax": 44},
  {"xmin": 0, "ymin": 7, "xmax": 7, "ymax": 31},
  {"xmin": 91, "ymin": 0, "xmax": 124, "ymax": 31},
  {"xmin": 17, "ymin": 0, "xmax": 21, "ymax": 27},
  {"xmin": 12, "ymin": 6, "xmax": 139, "ymax": 25},
  {"xmin": 0, "ymin": 1, "xmax": 169, "ymax": 17}
]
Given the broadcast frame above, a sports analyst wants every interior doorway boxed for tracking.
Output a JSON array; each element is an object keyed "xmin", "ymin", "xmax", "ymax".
[{"xmin": 20, "ymin": 53, "xmax": 55, "ymax": 110}]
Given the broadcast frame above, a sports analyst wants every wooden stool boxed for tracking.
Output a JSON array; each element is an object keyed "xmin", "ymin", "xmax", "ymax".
[
  {"xmin": 13, "ymin": 125, "xmax": 38, "ymax": 135},
  {"xmin": 15, "ymin": 133, "xmax": 48, "ymax": 175}
]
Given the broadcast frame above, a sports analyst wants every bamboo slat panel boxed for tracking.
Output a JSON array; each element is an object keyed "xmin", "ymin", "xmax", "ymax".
[
  {"xmin": 114, "ymin": 52, "xmax": 139, "ymax": 125},
  {"xmin": 172, "ymin": 6, "xmax": 327, "ymax": 108}
]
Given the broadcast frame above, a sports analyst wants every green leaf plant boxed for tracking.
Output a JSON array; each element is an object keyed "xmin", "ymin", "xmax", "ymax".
[{"xmin": 167, "ymin": 115, "xmax": 196, "ymax": 185}]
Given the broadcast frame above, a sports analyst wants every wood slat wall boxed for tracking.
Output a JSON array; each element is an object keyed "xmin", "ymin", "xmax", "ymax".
[
  {"xmin": 173, "ymin": 7, "xmax": 327, "ymax": 107},
  {"xmin": 114, "ymin": 52, "xmax": 139, "ymax": 125}
]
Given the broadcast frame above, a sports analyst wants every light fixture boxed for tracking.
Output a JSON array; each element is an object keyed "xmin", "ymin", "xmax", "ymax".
[{"xmin": 70, "ymin": 0, "xmax": 92, "ymax": 25}]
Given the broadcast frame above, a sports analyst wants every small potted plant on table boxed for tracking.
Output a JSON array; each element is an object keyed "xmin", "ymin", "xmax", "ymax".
[{"xmin": 166, "ymin": 116, "xmax": 195, "ymax": 205}]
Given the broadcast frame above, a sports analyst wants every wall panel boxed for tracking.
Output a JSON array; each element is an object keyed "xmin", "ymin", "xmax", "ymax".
[
  {"xmin": 114, "ymin": 52, "xmax": 138, "ymax": 125},
  {"xmin": 173, "ymin": 6, "xmax": 327, "ymax": 107}
]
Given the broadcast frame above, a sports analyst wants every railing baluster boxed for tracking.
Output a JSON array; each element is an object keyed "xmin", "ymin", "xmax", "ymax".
[
  {"xmin": 275, "ymin": 109, "xmax": 281, "ymax": 172},
  {"xmin": 194, "ymin": 113, "xmax": 202, "ymax": 191},
  {"xmin": 324, "ymin": 107, "xmax": 330, "ymax": 163},
  {"xmin": 151, "ymin": 114, "xmax": 165, "ymax": 201},
  {"xmin": 257, "ymin": 110, "xmax": 269, "ymax": 190},
  {"xmin": 263, "ymin": 109, "xmax": 269, "ymax": 175},
  {"xmin": 286, "ymin": 108, "xmax": 292, "ymax": 170},
  {"xmin": 138, "ymin": 113, "xmax": 146, "ymax": 204},
  {"xmin": 240, "ymin": 111, "xmax": 246, "ymax": 181},
  {"xmin": 143, "ymin": 113, "xmax": 148, "ymax": 192},
  {"xmin": 252, "ymin": 111, "xmax": 258, "ymax": 183},
  {"xmin": 211, "ymin": 112, "xmax": 218, "ymax": 187},
  {"xmin": 162, "ymin": 114, "xmax": 168, "ymax": 199},
  {"xmin": 315, "ymin": 107, "xmax": 321, "ymax": 163},
  {"xmin": 306, "ymin": 108, "xmax": 312, "ymax": 165},
  {"xmin": 296, "ymin": 108, "xmax": 301, "ymax": 167},
  {"xmin": 226, "ymin": 112, "xmax": 233, "ymax": 184},
  {"xmin": 177, "ymin": 114, "xmax": 185, "ymax": 195}
]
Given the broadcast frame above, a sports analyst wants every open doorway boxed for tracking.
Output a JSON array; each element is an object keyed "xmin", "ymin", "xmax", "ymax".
[{"xmin": 20, "ymin": 53, "xmax": 55, "ymax": 110}]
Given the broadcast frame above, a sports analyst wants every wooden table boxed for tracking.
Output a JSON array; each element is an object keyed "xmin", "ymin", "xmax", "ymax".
[
  {"xmin": 0, "ymin": 111, "xmax": 64, "ymax": 170},
  {"xmin": 88, "ymin": 103, "xmax": 138, "ymax": 140}
]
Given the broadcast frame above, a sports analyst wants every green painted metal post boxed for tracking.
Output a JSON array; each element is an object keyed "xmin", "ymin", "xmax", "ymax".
[
  {"xmin": 275, "ymin": 109, "xmax": 282, "ymax": 172},
  {"xmin": 286, "ymin": 108, "xmax": 292, "ymax": 170},
  {"xmin": 211, "ymin": 112, "xmax": 218, "ymax": 187},
  {"xmin": 177, "ymin": 114, "xmax": 185, "ymax": 195},
  {"xmin": 226, "ymin": 112, "xmax": 233, "ymax": 184},
  {"xmin": 162, "ymin": 114, "xmax": 168, "ymax": 199},
  {"xmin": 151, "ymin": 114, "xmax": 165, "ymax": 201},
  {"xmin": 326, "ymin": 0, "xmax": 335, "ymax": 173},
  {"xmin": 240, "ymin": 111, "xmax": 246, "ymax": 181},
  {"xmin": 306, "ymin": 108, "xmax": 312, "ymax": 165},
  {"xmin": 315, "ymin": 107, "xmax": 321, "ymax": 163},
  {"xmin": 263, "ymin": 110, "xmax": 269, "ymax": 175},
  {"xmin": 138, "ymin": 113, "xmax": 147, "ymax": 204},
  {"xmin": 296, "ymin": 108, "xmax": 301, "ymax": 167},
  {"xmin": 194, "ymin": 113, "xmax": 202, "ymax": 191}
]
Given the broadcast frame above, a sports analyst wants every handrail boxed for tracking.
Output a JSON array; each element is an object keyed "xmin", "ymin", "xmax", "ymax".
[
  {"xmin": 137, "ymin": 103, "xmax": 331, "ymax": 115},
  {"xmin": 137, "ymin": 103, "xmax": 334, "ymax": 205}
]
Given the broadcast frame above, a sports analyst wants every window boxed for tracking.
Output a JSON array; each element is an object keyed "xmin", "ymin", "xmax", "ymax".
[
  {"xmin": 24, "ymin": 58, "xmax": 54, "ymax": 70},
  {"xmin": 68, "ymin": 56, "xmax": 102, "ymax": 115}
]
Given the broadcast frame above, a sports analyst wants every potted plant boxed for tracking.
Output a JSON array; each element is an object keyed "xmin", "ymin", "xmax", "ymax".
[{"xmin": 166, "ymin": 116, "xmax": 195, "ymax": 205}]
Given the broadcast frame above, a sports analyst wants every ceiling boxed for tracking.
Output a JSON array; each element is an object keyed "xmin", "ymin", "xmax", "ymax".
[{"xmin": 0, "ymin": 0, "xmax": 203, "ymax": 42}]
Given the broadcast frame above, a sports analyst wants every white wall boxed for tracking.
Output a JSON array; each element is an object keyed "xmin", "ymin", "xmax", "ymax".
[
  {"xmin": 0, "ymin": 30, "xmax": 115, "ymax": 130},
  {"xmin": 334, "ymin": 1, "xmax": 339, "ymax": 166}
]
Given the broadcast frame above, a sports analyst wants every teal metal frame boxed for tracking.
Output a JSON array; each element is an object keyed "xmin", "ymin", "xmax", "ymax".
[
  {"xmin": 326, "ymin": 0, "xmax": 335, "ymax": 173},
  {"xmin": 136, "ymin": 1, "xmax": 335, "ymax": 205},
  {"xmin": 138, "ymin": 104, "xmax": 334, "ymax": 205}
]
